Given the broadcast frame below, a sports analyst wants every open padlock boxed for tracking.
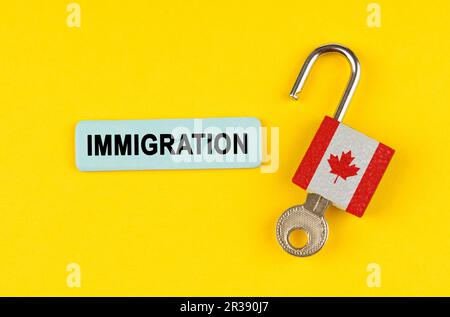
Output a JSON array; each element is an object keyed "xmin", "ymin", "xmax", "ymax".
[{"xmin": 276, "ymin": 44, "xmax": 395, "ymax": 257}]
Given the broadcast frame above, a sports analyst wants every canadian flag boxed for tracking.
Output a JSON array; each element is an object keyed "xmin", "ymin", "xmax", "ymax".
[{"xmin": 293, "ymin": 116, "xmax": 395, "ymax": 217}]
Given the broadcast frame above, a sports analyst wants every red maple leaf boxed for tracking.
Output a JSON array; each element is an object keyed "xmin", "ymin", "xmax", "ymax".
[{"xmin": 327, "ymin": 151, "xmax": 360, "ymax": 183}]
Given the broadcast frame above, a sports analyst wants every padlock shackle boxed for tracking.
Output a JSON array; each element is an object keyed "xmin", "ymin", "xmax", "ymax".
[{"xmin": 290, "ymin": 44, "xmax": 361, "ymax": 122}]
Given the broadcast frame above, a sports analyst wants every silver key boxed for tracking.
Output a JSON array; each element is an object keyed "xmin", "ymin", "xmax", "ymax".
[{"xmin": 276, "ymin": 193, "xmax": 330, "ymax": 257}]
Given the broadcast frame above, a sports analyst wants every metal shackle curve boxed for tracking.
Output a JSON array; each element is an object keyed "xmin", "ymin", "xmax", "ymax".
[{"xmin": 289, "ymin": 44, "xmax": 361, "ymax": 122}]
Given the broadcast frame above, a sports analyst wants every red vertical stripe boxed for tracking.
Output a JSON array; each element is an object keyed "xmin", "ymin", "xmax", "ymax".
[
  {"xmin": 346, "ymin": 143, "xmax": 395, "ymax": 217},
  {"xmin": 292, "ymin": 116, "xmax": 339, "ymax": 189}
]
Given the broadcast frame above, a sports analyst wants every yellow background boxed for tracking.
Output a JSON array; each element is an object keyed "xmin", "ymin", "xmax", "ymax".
[{"xmin": 0, "ymin": 1, "xmax": 449, "ymax": 296}]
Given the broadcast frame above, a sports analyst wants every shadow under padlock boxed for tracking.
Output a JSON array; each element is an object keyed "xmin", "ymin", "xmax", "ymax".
[{"xmin": 276, "ymin": 44, "xmax": 395, "ymax": 257}]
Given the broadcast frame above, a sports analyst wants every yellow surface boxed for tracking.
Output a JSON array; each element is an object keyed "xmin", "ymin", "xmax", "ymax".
[{"xmin": 0, "ymin": 1, "xmax": 449, "ymax": 296}]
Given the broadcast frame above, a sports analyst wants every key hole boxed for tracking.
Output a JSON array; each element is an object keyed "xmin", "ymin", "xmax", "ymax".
[{"xmin": 288, "ymin": 228, "xmax": 309, "ymax": 249}]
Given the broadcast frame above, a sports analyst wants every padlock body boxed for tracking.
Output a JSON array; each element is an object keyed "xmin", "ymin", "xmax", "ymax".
[{"xmin": 292, "ymin": 116, "xmax": 394, "ymax": 217}]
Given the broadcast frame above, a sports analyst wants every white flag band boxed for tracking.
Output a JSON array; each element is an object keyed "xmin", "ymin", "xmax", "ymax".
[{"xmin": 292, "ymin": 116, "xmax": 394, "ymax": 217}]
